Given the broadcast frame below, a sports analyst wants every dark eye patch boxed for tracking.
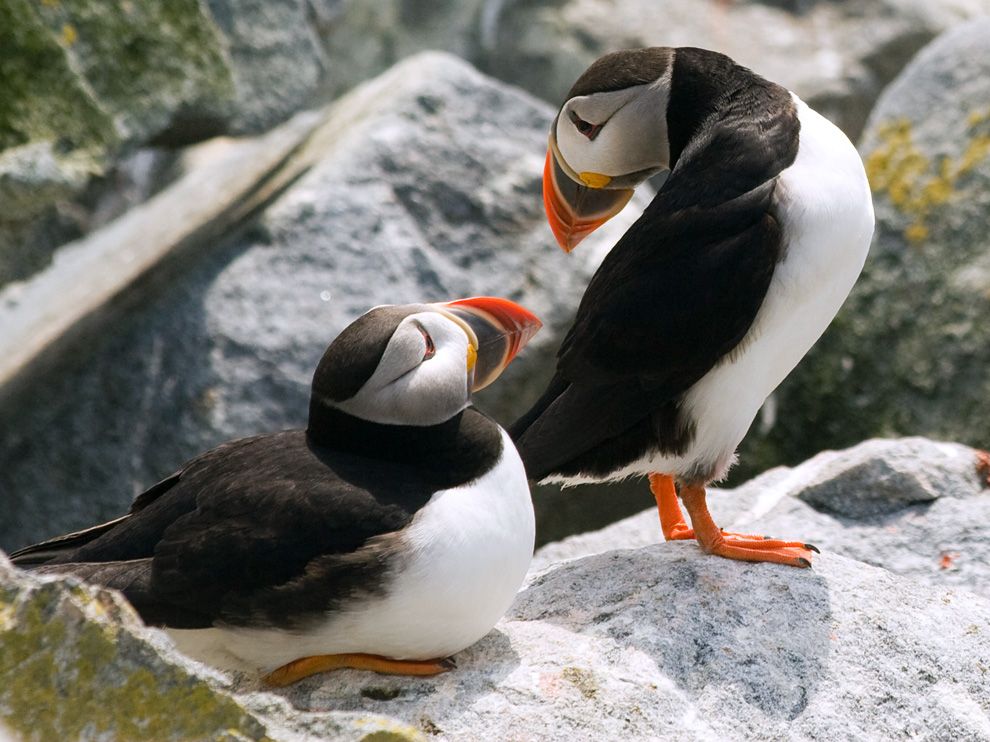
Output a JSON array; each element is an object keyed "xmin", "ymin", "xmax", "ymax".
[
  {"xmin": 568, "ymin": 109, "xmax": 603, "ymax": 140},
  {"xmin": 418, "ymin": 324, "xmax": 436, "ymax": 360}
]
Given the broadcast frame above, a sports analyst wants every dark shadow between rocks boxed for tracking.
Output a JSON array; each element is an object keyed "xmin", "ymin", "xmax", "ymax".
[
  {"xmin": 0, "ymin": 215, "xmax": 292, "ymax": 552},
  {"xmin": 514, "ymin": 547, "xmax": 832, "ymax": 721}
]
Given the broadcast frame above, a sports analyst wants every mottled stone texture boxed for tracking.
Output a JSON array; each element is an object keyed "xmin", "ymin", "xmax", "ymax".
[{"xmin": 263, "ymin": 550, "xmax": 990, "ymax": 741}]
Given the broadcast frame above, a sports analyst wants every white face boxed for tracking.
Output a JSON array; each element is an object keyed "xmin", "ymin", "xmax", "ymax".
[
  {"xmin": 554, "ymin": 80, "xmax": 672, "ymax": 186},
  {"xmin": 334, "ymin": 311, "xmax": 475, "ymax": 426}
]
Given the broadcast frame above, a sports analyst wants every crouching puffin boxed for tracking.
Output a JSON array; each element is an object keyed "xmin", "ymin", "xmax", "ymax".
[
  {"xmin": 511, "ymin": 47, "xmax": 875, "ymax": 567},
  {"xmin": 11, "ymin": 297, "xmax": 541, "ymax": 684}
]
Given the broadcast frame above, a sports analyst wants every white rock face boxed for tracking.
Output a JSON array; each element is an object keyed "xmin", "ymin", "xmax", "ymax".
[
  {"xmin": 261, "ymin": 549, "xmax": 990, "ymax": 741},
  {"xmin": 535, "ymin": 438, "xmax": 990, "ymax": 593}
]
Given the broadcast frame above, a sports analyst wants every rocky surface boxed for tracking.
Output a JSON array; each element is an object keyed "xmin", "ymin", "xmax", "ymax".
[
  {"xmin": 476, "ymin": 0, "xmax": 990, "ymax": 140},
  {"xmin": 311, "ymin": 0, "xmax": 487, "ymax": 102},
  {"xmin": 5, "ymin": 437, "xmax": 988, "ymax": 740},
  {"xmin": 533, "ymin": 437, "xmax": 990, "ymax": 594},
  {"xmin": 0, "ymin": 52, "xmax": 646, "ymax": 553},
  {"xmin": 0, "ymin": 0, "xmax": 333, "ymax": 289},
  {"xmin": 0, "ymin": 0, "xmax": 233, "ymax": 285},
  {"xmin": 0, "ymin": 553, "xmax": 420, "ymax": 741},
  {"xmin": 7, "ymin": 0, "xmax": 986, "ymax": 291},
  {"xmin": 260, "ymin": 550, "xmax": 990, "ymax": 741},
  {"xmin": 738, "ymin": 17, "xmax": 990, "ymax": 482},
  {"xmin": 202, "ymin": 0, "xmax": 331, "ymax": 136},
  {"xmin": 0, "ymin": 111, "xmax": 325, "ymax": 402},
  {"xmin": 303, "ymin": 0, "xmax": 990, "ymax": 142}
]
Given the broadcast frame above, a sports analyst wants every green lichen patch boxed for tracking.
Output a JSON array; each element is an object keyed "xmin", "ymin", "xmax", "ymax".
[
  {"xmin": 29, "ymin": 0, "xmax": 235, "ymax": 143},
  {"xmin": 0, "ymin": 579, "xmax": 271, "ymax": 742},
  {"xmin": 0, "ymin": 0, "xmax": 114, "ymax": 155},
  {"xmin": 0, "ymin": 0, "xmax": 238, "ymax": 288}
]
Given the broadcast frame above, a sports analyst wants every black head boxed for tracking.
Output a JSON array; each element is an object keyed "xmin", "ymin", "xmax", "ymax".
[{"xmin": 309, "ymin": 299, "xmax": 542, "ymax": 429}]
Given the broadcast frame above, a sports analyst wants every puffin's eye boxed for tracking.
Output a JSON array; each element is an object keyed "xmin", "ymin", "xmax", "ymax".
[
  {"xmin": 418, "ymin": 326, "xmax": 436, "ymax": 360},
  {"xmin": 568, "ymin": 109, "xmax": 603, "ymax": 140}
]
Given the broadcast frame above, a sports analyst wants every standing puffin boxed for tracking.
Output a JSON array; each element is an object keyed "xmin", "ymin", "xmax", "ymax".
[
  {"xmin": 511, "ymin": 47, "xmax": 874, "ymax": 567},
  {"xmin": 12, "ymin": 297, "xmax": 541, "ymax": 684}
]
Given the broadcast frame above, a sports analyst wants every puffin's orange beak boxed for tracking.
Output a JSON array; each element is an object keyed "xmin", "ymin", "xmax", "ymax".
[
  {"xmin": 543, "ymin": 139, "xmax": 634, "ymax": 253},
  {"xmin": 441, "ymin": 297, "xmax": 542, "ymax": 392}
]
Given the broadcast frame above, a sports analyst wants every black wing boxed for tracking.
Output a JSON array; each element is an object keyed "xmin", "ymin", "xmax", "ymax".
[
  {"xmin": 512, "ymin": 183, "xmax": 783, "ymax": 480},
  {"xmin": 17, "ymin": 431, "xmax": 437, "ymax": 630}
]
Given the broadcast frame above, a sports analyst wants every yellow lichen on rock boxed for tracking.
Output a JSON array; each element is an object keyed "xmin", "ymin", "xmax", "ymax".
[
  {"xmin": 865, "ymin": 111, "xmax": 990, "ymax": 244},
  {"xmin": 60, "ymin": 23, "xmax": 77, "ymax": 45}
]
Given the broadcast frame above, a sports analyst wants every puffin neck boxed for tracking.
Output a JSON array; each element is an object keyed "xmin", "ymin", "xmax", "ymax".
[
  {"xmin": 306, "ymin": 402, "xmax": 504, "ymax": 487},
  {"xmin": 663, "ymin": 47, "xmax": 800, "ymax": 207}
]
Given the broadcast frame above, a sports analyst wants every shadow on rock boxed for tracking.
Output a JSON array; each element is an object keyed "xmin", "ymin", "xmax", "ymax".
[
  {"xmin": 250, "ymin": 628, "xmax": 521, "ymax": 722},
  {"xmin": 514, "ymin": 546, "xmax": 831, "ymax": 721}
]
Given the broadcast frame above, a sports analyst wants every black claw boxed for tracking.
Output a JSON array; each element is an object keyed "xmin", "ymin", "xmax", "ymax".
[
  {"xmin": 796, "ymin": 557, "xmax": 812, "ymax": 568},
  {"xmin": 805, "ymin": 543, "xmax": 821, "ymax": 554},
  {"xmin": 764, "ymin": 535, "xmax": 772, "ymax": 540},
  {"xmin": 440, "ymin": 657, "xmax": 457, "ymax": 670}
]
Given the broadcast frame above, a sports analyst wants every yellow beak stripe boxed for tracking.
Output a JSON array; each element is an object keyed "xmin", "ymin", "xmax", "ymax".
[
  {"xmin": 579, "ymin": 171, "xmax": 612, "ymax": 189},
  {"xmin": 466, "ymin": 342, "xmax": 477, "ymax": 372}
]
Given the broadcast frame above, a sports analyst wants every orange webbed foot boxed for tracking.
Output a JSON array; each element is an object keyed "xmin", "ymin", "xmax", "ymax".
[
  {"xmin": 650, "ymin": 472, "xmax": 815, "ymax": 568},
  {"xmin": 263, "ymin": 653, "xmax": 455, "ymax": 687}
]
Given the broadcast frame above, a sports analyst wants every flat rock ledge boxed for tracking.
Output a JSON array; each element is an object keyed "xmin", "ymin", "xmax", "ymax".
[
  {"xmin": 4, "ymin": 437, "xmax": 989, "ymax": 740},
  {"xmin": 261, "ymin": 549, "xmax": 990, "ymax": 741},
  {"xmin": 535, "ymin": 437, "xmax": 990, "ymax": 594}
]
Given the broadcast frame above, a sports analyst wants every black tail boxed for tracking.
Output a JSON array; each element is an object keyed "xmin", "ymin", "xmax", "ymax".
[{"xmin": 9, "ymin": 516, "xmax": 130, "ymax": 567}]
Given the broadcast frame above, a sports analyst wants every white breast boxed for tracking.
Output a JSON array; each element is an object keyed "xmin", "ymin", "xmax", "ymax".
[
  {"xmin": 547, "ymin": 94, "xmax": 875, "ymax": 487},
  {"xmin": 169, "ymin": 428, "xmax": 535, "ymax": 672}
]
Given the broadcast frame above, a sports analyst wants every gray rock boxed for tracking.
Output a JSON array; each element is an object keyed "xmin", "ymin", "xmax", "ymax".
[
  {"xmin": 0, "ymin": 0, "xmax": 234, "ymax": 286},
  {"xmin": 0, "ymin": 553, "xmax": 421, "ymax": 741},
  {"xmin": 259, "ymin": 548, "xmax": 990, "ymax": 741},
  {"xmin": 533, "ymin": 437, "xmax": 990, "ymax": 594},
  {"xmin": 0, "ymin": 0, "xmax": 333, "ymax": 289},
  {"xmin": 0, "ymin": 52, "xmax": 646, "ymax": 552},
  {"xmin": 477, "ymin": 0, "xmax": 990, "ymax": 140},
  {"xmin": 310, "ymin": 0, "xmax": 487, "ymax": 101},
  {"xmin": 791, "ymin": 437, "xmax": 979, "ymax": 518},
  {"xmin": 0, "ymin": 111, "xmax": 325, "ymax": 404},
  {"xmin": 294, "ymin": 0, "xmax": 989, "ymax": 143},
  {"xmin": 203, "ymin": 0, "xmax": 328, "ymax": 135},
  {"xmin": 738, "ymin": 18, "xmax": 990, "ymax": 482}
]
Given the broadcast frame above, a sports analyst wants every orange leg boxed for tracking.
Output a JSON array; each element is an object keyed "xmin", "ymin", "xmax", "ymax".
[
  {"xmin": 679, "ymin": 483, "xmax": 815, "ymax": 567},
  {"xmin": 263, "ymin": 653, "xmax": 455, "ymax": 687},
  {"xmin": 651, "ymin": 472, "xmax": 816, "ymax": 567},
  {"xmin": 649, "ymin": 473, "xmax": 694, "ymax": 540}
]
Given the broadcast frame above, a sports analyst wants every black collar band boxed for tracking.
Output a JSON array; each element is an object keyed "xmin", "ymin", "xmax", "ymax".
[{"xmin": 307, "ymin": 402, "xmax": 504, "ymax": 488}]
